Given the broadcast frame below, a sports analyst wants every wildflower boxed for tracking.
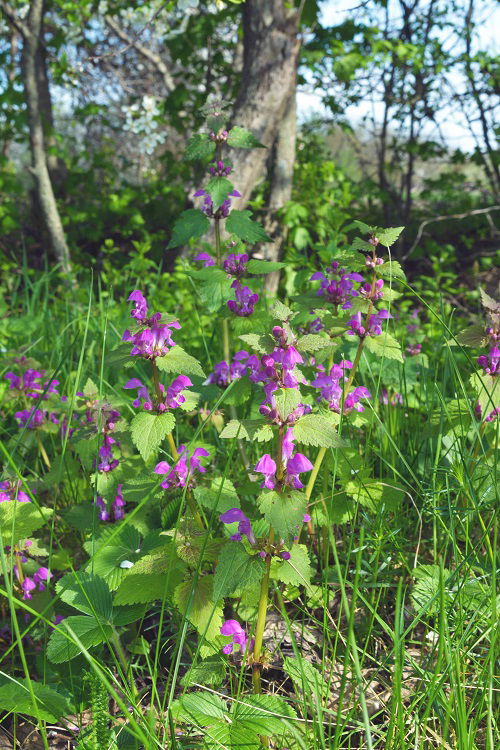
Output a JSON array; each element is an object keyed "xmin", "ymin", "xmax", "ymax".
[
  {"xmin": 227, "ymin": 281, "xmax": 258, "ymax": 317},
  {"xmin": 33, "ymin": 567, "xmax": 51, "ymax": 591},
  {"xmin": 360, "ymin": 279, "xmax": 384, "ymax": 301},
  {"xmin": 380, "ymin": 389, "xmax": 403, "ymax": 407},
  {"xmin": 208, "ymin": 160, "xmax": 232, "ymax": 177},
  {"xmin": 223, "ymin": 253, "xmax": 248, "ymax": 278},
  {"xmin": 346, "ymin": 309, "xmax": 391, "ymax": 337},
  {"xmin": 124, "ymin": 375, "xmax": 192, "ymax": 412},
  {"xmin": 220, "ymin": 619, "xmax": 253, "ymax": 655},
  {"xmin": 154, "ymin": 446, "xmax": 209, "ymax": 490},
  {"xmin": 112, "ymin": 485, "xmax": 125, "ymax": 521},
  {"xmin": 254, "ymin": 428, "xmax": 313, "ymax": 490},
  {"xmin": 310, "ymin": 262, "xmax": 364, "ymax": 309},
  {"xmin": 14, "ymin": 408, "xmax": 47, "ymax": 429},
  {"xmin": 128, "ymin": 290, "xmax": 149, "ymax": 323},
  {"xmin": 0, "ymin": 480, "xmax": 32, "ymax": 503},
  {"xmin": 4, "ymin": 369, "xmax": 59, "ymax": 399},
  {"xmin": 477, "ymin": 347, "xmax": 499, "ymax": 377},
  {"xmin": 193, "ymin": 252, "xmax": 215, "ymax": 267},
  {"xmin": 21, "ymin": 577, "xmax": 36, "ymax": 600},
  {"xmin": 95, "ymin": 496, "xmax": 109, "ymax": 522},
  {"xmin": 406, "ymin": 343, "xmax": 421, "ymax": 356},
  {"xmin": 122, "ymin": 320, "xmax": 180, "ymax": 359},
  {"xmin": 219, "ymin": 508, "xmax": 256, "ymax": 545},
  {"xmin": 194, "ymin": 188, "xmax": 241, "ymax": 219},
  {"xmin": 204, "ymin": 351, "xmax": 249, "ymax": 388}
]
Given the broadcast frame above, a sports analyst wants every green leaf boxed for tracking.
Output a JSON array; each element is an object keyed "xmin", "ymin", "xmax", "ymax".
[
  {"xmin": 283, "ymin": 655, "xmax": 328, "ymax": 699},
  {"xmin": 168, "ymin": 209, "xmax": 210, "ymax": 248},
  {"xmin": 204, "ymin": 724, "xmax": 260, "ymax": 750},
  {"xmin": 411, "ymin": 565, "xmax": 451, "ymax": 616},
  {"xmin": 227, "ymin": 126, "xmax": 265, "ymax": 149},
  {"xmin": 223, "ymin": 376, "xmax": 252, "ymax": 406},
  {"xmin": 130, "ymin": 411, "xmax": 175, "ymax": 462},
  {"xmin": 270, "ymin": 544, "xmax": 312, "ymax": 586},
  {"xmin": 231, "ymin": 694, "xmax": 297, "ymax": 735},
  {"xmin": 56, "ymin": 572, "xmax": 112, "ymax": 620},
  {"xmin": 258, "ymin": 490, "xmax": 306, "ymax": 543},
  {"xmin": 296, "ymin": 334, "xmax": 330, "ymax": 352},
  {"xmin": 344, "ymin": 479, "xmax": 404, "ymax": 512},
  {"xmin": 156, "ymin": 344, "xmax": 205, "ymax": 378},
  {"xmin": 188, "ymin": 267, "xmax": 233, "ymax": 313},
  {"xmin": 114, "ymin": 546, "xmax": 186, "ymax": 605},
  {"xmin": 214, "ymin": 544, "xmax": 264, "ymax": 600},
  {"xmin": 219, "ymin": 419, "xmax": 273, "ymax": 442},
  {"xmin": 294, "ymin": 414, "xmax": 343, "ymax": 448},
  {"xmin": 170, "ymin": 690, "xmax": 227, "ymax": 724},
  {"xmin": 205, "ymin": 176, "xmax": 234, "ymax": 210},
  {"xmin": 47, "ymin": 615, "xmax": 113, "ymax": 663},
  {"xmin": 226, "ymin": 210, "xmax": 271, "ymax": 243},
  {"xmin": 173, "ymin": 575, "xmax": 223, "ymax": 642},
  {"xmin": 274, "ymin": 388, "xmax": 301, "ymax": 421},
  {"xmin": 376, "ymin": 226, "xmax": 404, "ymax": 247},
  {"xmin": 364, "ymin": 332, "xmax": 404, "ymax": 362},
  {"xmin": 180, "ymin": 656, "xmax": 226, "ymax": 688},
  {"xmin": 194, "ymin": 478, "xmax": 241, "ymax": 514},
  {"xmin": 0, "ymin": 679, "xmax": 73, "ymax": 722},
  {"xmin": 454, "ymin": 324, "xmax": 488, "ymax": 348},
  {"xmin": 376, "ymin": 260, "xmax": 406, "ymax": 280},
  {"xmin": 238, "ymin": 333, "xmax": 273, "ymax": 353},
  {"xmin": 246, "ymin": 259, "xmax": 285, "ymax": 274},
  {"xmin": 0, "ymin": 502, "xmax": 53, "ymax": 545},
  {"xmin": 270, "ymin": 300, "xmax": 294, "ymax": 321},
  {"xmin": 470, "ymin": 372, "xmax": 499, "ymax": 414},
  {"xmin": 185, "ymin": 133, "xmax": 216, "ymax": 160}
]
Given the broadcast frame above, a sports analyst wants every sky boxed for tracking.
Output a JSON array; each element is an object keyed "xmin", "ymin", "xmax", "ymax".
[{"xmin": 296, "ymin": 0, "xmax": 499, "ymax": 152}]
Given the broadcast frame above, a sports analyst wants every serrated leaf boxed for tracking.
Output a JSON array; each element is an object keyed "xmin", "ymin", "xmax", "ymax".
[
  {"xmin": 174, "ymin": 575, "xmax": 223, "ymax": 642},
  {"xmin": 47, "ymin": 615, "xmax": 112, "ymax": 664},
  {"xmin": 480, "ymin": 288, "xmax": 500, "ymax": 313},
  {"xmin": 0, "ymin": 502, "xmax": 53, "ymax": 545},
  {"xmin": 270, "ymin": 300, "xmax": 293, "ymax": 321},
  {"xmin": 377, "ymin": 226, "xmax": 404, "ymax": 247},
  {"xmin": 227, "ymin": 126, "xmax": 266, "ymax": 149},
  {"xmin": 214, "ymin": 544, "xmax": 264, "ymax": 600},
  {"xmin": 223, "ymin": 376, "xmax": 252, "ymax": 406},
  {"xmin": 454, "ymin": 324, "xmax": 488, "ymax": 348},
  {"xmin": 226, "ymin": 210, "xmax": 271, "ymax": 243},
  {"xmin": 56, "ymin": 572, "xmax": 112, "ymax": 620},
  {"xmin": 204, "ymin": 724, "xmax": 260, "ymax": 750},
  {"xmin": 185, "ymin": 133, "xmax": 216, "ymax": 160},
  {"xmin": 231, "ymin": 694, "xmax": 297, "ymax": 736},
  {"xmin": 194, "ymin": 478, "xmax": 241, "ymax": 514},
  {"xmin": 156, "ymin": 344, "xmax": 205, "ymax": 378},
  {"xmin": 344, "ymin": 479, "xmax": 404, "ymax": 511},
  {"xmin": 296, "ymin": 334, "xmax": 330, "ymax": 352},
  {"xmin": 188, "ymin": 267, "xmax": 233, "ymax": 313},
  {"xmin": 283, "ymin": 655, "xmax": 328, "ymax": 699},
  {"xmin": 130, "ymin": 411, "xmax": 175, "ymax": 462},
  {"xmin": 168, "ymin": 209, "xmax": 210, "ymax": 249},
  {"xmin": 181, "ymin": 656, "xmax": 226, "ymax": 688},
  {"xmin": 0, "ymin": 679, "xmax": 73, "ymax": 722},
  {"xmin": 293, "ymin": 414, "xmax": 342, "ymax": 448},
  {"xmin": 219, "ymin": 419, "xmax": 273, "ymax": 442},
  {"xmin": 365, "ymin": 332, "xmax": 404, "ymax": 362},
  {"xmin": 377, "ymin": 260, "xmax": 406, "ymax": 280},
  {"xmin": 238, "ymin": 333, "xmax": 273, "ymax": 353},
  {"xmin": 258, "ymin": 490, "xmax": 306, "ymax": 543},
  {"xmin": 114, "ymin": 546, "xmax": 186, "ymax": 605},
  {"xmin": 274, "ymin": 388, "xmax": 301, "ymax": 420},
  {"xmin": 205, "ymin": 176, "xmax": 234, "ymax": 210},
  {"xmin": 270, "ymin": 544, "xmax": 312, "ymax": 586},
  {"xmin": 246, "ymin": 259, "xmax": 285, "ymax": 274}
]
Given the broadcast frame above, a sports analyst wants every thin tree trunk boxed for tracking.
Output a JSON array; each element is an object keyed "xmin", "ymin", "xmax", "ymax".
[
  {"xmin": 230, "ymin": 0, "xmax": 300, "ymax": 208},
  {"xmin": 20, "ymin": 0, "xmax": 71, "ymax": 273},
  {"xmin": 263, "ymin": 91, "xmax": 297, "ymax": 294}
]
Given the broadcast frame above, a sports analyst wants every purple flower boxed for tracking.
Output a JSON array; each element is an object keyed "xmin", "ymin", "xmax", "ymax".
[
  {"xmin": 380, "ymin": 389, "xmax": 403, "ymax": 407},
  {"xmin": 346, "ymin": 309, "xmax": 391, "ymax": 337},
  {"xmin": 360, "ymin": 279, "xmax": 384, "ymax": 301},
  {"xmin": 204, "ymin": 351, "xmax": 250, "ymax": 388},
  {"xmin": 220, "ymin": 619, "xmax": 253, "ymax": 655},
  {"xmin": 227, "ymin": 281, "xmax": 258, "ymax": 317},
  {"xmin": 154, "ymin": 445, "xmax": 210, "ymax": 490},
  {"xmin": 194, "ymin": 188, "xmax": 241, "ymax": 219},
  {"xmin": 406, "ymin": 343, "xmax": 421, "ymax": 356},
  {"xmin": 95, "ymin": 496, "xmax": 109, "ymax": 522},
  {"xmin": 0, "ymin": 479, "xmax": 32, "ymax": 503},
  {"xmin": 254, "ymin": 454, "xmax": 277, "ymax": 489},
  {"xmin": 254, "ymin": 429, "xmax": 313, "ymax": 490},
  {"xmin": 193, "ymin": 252, "xmax": 216, "ymax": 267},
  {"xmin": 4, "ymin": 369, "xmax": 59, "ymax": 399},
  {"xmin": 21, "ymin": 577, "xmax": 36, "ymax": 600},
  {"xmin": 14, "ymin": 408, "xmax": 47, "ymax": 429},
  {"xmin": 477, "ymin": 347, "xmax": 499, "ymax": 377},
  {"xmin": 124, "ymin": 378, "xmax": 154, "ymax": 410},
  {"xmin": 122, "ymin": 320, "xmax": 181, "ymax": 359},
  {"xmin": 208, "ymin": 160, "xmax": 232, "ymax": 177},
  {"xmin": 223, "ymin": 253, "xmax": 248, "ymax": 278},
  {"xmin": 33, "ymin": 567, "xmax": 51, "ymax": 591},
  {"xmin": 112, "ymin": 485, "xmax": 125, "ymax": 521},
  {"xmin": 310, "ymin": 263, "xmax": 364, "ymax": 309},
  {"xmin": 219, "ymin": 508, "xmax": 256, "ymax": 545},
  {"xmin": 128, "ymin": 290, "xmax": 148, "ymax": 323}
]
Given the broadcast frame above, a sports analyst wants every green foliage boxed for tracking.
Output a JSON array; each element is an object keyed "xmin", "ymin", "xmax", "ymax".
[
  {"xmin": 270, "ymin": 544, "xmax": 312, "ymax": 586},
  {"xmin": 293, "ymin": 414, "xmax": 343, "ymax": 447},
  {"xmin": 173, "ymin": 575, "xmax": 223, "ymax": 642},
  {"xmin": 227, "ymin": 126, "xmax": 266, "ymax": 149},
  {"xmin": 156, "ymin": 345, "xmax": 205, "ymax": 378},
  {"xmin": 213, "ymin": 543, "xmax": 264, "ymax": 599},
  {"xmin": 185, "ymin": 134, "xmax": 216, "ymax": 160},
  {"xmin": 130, "ymin": 411, "xmax": 175, "ymax": 462},
  {"xmin": 168, "ymin": 209, "xmax": 210, "ymax": 248},
  {"xmin": 114, "ymin": 546, "xmax": 186, "ymax": 605},
  {"xmin": 0, "ymin": 502, "xmax": 53, "ymax": 545},
  {"xmin": 225, "ymin": 210, "xmax": 271, "ymax": 243},
  {"xmin": 47, "ymin": 615, "xmax": 113, "ymax": 664},
  {"xmin": 258, "ymin": 490, "xmax": 307, "ymax": 543},
  {"xmin": 0, "ymin": 678, "xmax": 73, "ymax": 722}
]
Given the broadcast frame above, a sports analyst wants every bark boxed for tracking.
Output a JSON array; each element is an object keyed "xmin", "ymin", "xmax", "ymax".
[
  {"xmin": 230, "ymin": 0, "xmax": 300, "ymax": 208},
  {"xmin": 263, "ymin": 91, "xmax": 297, "ymax": 294},
  {"xmin": 20, "ymin": 0, "xmax": 71, "ymax": 273}
]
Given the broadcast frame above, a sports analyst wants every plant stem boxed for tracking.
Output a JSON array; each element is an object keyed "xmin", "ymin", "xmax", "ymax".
[
  {"xmin": 151, "ymin": 358, "xmax": 163, "ymax": 405},
  {"xmin": 166, "ymin": 431, "xmax": 179, "ymax": 461},
  {"xmin": 112, "ymin": 626, "xmax": 137, "ymax": 699},
  {"xmin": 36, "ymin": 436, "xmax": 51, "ymax": 469},
  {"xmin": 252, "ymin": 529, "xmax": 274, "ymax": 694}
]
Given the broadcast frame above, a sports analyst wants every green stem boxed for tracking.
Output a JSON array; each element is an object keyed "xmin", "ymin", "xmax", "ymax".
[
  {"xmin": 252, "ymin": 530, "xmax": 274, "ymax": 694},
  {"xmin": 112, "ymin": 626, "xmax": 137, "ymax": 699},
  {"xmin": 151, "ymin": 358, "xmax": 163, "ymax": 404}
]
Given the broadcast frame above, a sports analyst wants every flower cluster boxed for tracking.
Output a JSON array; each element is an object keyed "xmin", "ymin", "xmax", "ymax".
[
  {"xmin": 96, "ymin": 485, "xmax": 125, "ymax": 522},
  {"xmin": 347, "ymin": 309, "xmax": 391, "ymax": 337},
  {"xmin": 194, "ymin": 188, "xmax": 241, "ymax": 219},
  {"xmin": 254, "ymin": 428, "xmax": 313, "ymax": 490},
  {"xmin": 4, "ymin": 369, "xmax": 59, "ymax": 399},
  {"xmin": 204, "ymin": 351, "xmax": 249, "ymax": 388},
  {"xmin": 122, "ymin": 290, "xmax": 180, "ymax": 359},
  {"xmin": 220, "ymin": 619, "xmax": 253, "ymax": 655},
  {"xmin": 310, "ymin": 262, "xmax": 364, "ymax": 309},
  {"xmin": 124, "ymin": 375, "xmax": 192, "ymax": 412},
  {"xmin": 14, "ymin": 408, "xmax": 59, "ymax": 429},
  {"xmin": 208, "ymin": 159, "xmax": 232, "ymax": 177},
  {"xmin": 219, "ymin": 508, "xmax": 256, "ymax": 545},
  {"xmin": 477, "ymin": 347, "xmax": 499, "ymax": 377},
  {"xmin": 0, "ymin": 479, "xmax": 32, "ymax": 503},
  {"xmin": 223, "ymin": 253, "xmax": 248, "ymax": 278},
  {"xmin": 227, "ymin": 281, "xmax": 258, "ymax": 317},
  {"xmin": 16, "ymin": 566, "xmax": 51, "ymax": 600},
  {"xmin": 154, "ymin": 446, "xmax": 210, "ymax": 490},
  {"xmin": 311, "ymin": 361, "xmax": 371, "ymax": 414}
]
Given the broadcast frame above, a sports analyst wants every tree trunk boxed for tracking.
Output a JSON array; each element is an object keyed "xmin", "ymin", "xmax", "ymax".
[
  {"xmin": 231, "ymin": 0, "xmax": 300, "ymax": 209},
  {"xmin": 263, "ymin": 91, "xmax": 297, "ymax": 294},
  {"xmin": 21, "ymin": 0, "xmax": 71, "ymax": 273}
]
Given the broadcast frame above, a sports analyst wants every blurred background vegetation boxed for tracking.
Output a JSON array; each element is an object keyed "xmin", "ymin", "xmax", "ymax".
[{"xmin": 0, "ymin": 0, "xmax": 498, "ymax": 297}]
